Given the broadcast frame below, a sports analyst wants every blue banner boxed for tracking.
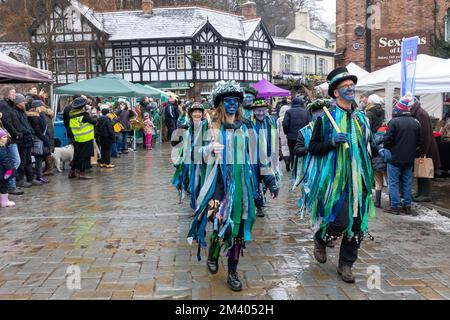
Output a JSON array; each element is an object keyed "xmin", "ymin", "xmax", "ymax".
[{"xmin": 401, "ymin": 36, "xmax": 419, "ymax": 96}]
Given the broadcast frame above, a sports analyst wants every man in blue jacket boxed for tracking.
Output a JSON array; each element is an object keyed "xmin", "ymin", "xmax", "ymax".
[{"xmin": 382, "ymin": 95, "xmax": 422, "ymax": 215}]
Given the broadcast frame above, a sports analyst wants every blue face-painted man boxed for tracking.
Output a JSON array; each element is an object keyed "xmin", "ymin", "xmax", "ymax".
[{"xmin": 243, "ymin": 93, "xmax": 255, "ymax": 108}]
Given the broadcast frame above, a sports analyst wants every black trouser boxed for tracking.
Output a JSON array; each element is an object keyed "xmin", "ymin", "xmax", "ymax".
[
  {"xmin": 34, "ymin": 155, "xmax": 44, "ymax": 180},
  {"xmin": 288, "ymin": 139, "xmax": 297, "ymax": 166},
  {"xmin": 315, "ymin": 197, "xmax": 362, "ymax": 267},
  {"xmin": 167, "ymin": 124, "xmax": 175, "ymax": 141},
  {"xmin": 71, "ymin": 153, "xmax": 90, "ymax": 174},
  {"xmin": 99, "ymin": 137, "xmax": 113, "ymax": 165},
  {"xmin": 18, "ymin": 147, "xmax": 33, "ymax": 182},
  {"xmin": 0, "ymin": 179, "xmax": 8, "ymax": 194}
]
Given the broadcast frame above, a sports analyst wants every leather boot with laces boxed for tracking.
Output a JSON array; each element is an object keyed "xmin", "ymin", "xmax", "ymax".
[
  {"xmin": 337, "ymin": 264, "xmax": 355, "ymax": 283},
  {"xmin": 313, "ymin": 237, "xmax": 327, "ymax": 264},
  {"xmin": 227, "ymin": 271, "xmax": 242, "ymax": 291}
]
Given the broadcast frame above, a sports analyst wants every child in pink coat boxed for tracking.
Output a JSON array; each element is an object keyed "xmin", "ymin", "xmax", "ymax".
[{"xmin": 142, "ymin": 113, "xmax": 154, "ymax": 150}]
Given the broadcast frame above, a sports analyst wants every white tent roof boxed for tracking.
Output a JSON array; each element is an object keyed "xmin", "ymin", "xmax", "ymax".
[{"xmin": 356, "ymin": 54, "xmax": 450, "ymax": 94}]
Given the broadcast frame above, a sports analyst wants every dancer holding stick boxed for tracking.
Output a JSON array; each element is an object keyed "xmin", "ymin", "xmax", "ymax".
[{"xmin": 306, "ymin": 67, "xmax": 375, "ymax": 284}]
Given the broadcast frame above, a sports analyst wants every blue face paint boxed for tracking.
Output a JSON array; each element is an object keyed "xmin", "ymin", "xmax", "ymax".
[
  {"xmin": 223, "ymin": 97, "xmax": 239, "ymax": 114},
  {"xmin": 337, "ymin": 85, "xmax": 356, "ymax": 102},
  {"xmin": 243, "ymin": 94, "xmax": 254, "ymax": 107},
  {"xmin": 253, "ymin": 108, "xmax": 266, "ymax": 121}
]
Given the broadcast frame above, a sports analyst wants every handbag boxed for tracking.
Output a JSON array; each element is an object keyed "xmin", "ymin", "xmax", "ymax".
[
  {"xmin": 31, "ymin": 138, "xmax": 44, "ymax": 156},
  {"xmin": 414, "ymin": 156, "xmax": 434, "ymax": 178}
]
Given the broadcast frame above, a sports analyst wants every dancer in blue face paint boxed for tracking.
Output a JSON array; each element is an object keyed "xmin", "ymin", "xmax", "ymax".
[
  {"xmin": 187, "ymin": 80, "xmax": 257, "ymax": 292},
  {"xmin": 240, "ymin": 87, "xmax": 258, "ymax": 121},
  {"xmin": 247, "ymin": 98, "xmax": 280, "ymax": 218},
  {"xmin": 307, "ymin": 67, "xmax": 377, "ymax": 284}
]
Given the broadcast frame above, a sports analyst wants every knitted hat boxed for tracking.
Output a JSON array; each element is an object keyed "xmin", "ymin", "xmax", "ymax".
[
  {"xmin": 0, "ymin": 128, "xmax": 7, "ymax": 138},
  {"xmin": 31, "ymin": 100, "xmax": 45, "ymax": 109},
  {"xmin": 211, "ymin": 80, "xmax": 244, "ymax": 108},
  {"xmin": 367, "ymin": 94, "xmax": 383, "ymax": 105},
  {"xmin": 394, "ymin": 92, "xmax": 414, "ymax": 111},
  {"xmin": 14, "ymin": 93, "xmax": 26, "ymax": 105}
]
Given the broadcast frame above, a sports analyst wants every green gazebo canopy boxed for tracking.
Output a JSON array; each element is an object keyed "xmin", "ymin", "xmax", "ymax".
[{"xmin": 54, "ymin": 74, "xmax": 162, "ymax": 99}]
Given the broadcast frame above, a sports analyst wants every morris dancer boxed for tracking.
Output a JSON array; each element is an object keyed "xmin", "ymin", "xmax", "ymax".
[
  {"xmin": 241, "ymin": 88, "xmax": 258, "ymax": 121},
  {"xmin": 188, "ymin": 80, "xmax": 256, "ymax": 291},
  {"xmin": 248, "ymin": 98, "xmax": 279, "ymax": 217},
  {"xmin": 307, "ymin": 67, "xmax": 375, "ymax": 283}
]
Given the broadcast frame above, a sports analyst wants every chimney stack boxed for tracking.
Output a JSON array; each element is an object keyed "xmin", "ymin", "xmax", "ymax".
[
  {"xmin": 142, "ymin": 0, "xmax": 154, "ymax": 15},
  {"xmin": 240, "ymin": 1, "xmax": 257, "ymax": 20}
]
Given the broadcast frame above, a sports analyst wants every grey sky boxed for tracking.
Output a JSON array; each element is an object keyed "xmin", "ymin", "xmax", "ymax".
[{"xmin": 315, "ymin": 0, "xmax": 336, "ymax": 25}]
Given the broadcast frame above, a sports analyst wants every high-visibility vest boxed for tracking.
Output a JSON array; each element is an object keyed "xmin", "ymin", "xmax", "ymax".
[{"xmin": 70, "ymin": 115, "xmax": 94, "ymax": 142}]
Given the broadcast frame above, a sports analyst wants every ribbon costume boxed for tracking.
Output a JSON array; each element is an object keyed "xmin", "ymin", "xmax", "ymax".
[{"xmin": 187, "ymin": 80, "xmax": 257, "ymax": 292}]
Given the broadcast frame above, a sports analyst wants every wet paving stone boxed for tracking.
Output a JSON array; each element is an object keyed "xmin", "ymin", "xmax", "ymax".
[{"xmin": 0, "ymin": 143, "xmax": 449, "ymax": 299}]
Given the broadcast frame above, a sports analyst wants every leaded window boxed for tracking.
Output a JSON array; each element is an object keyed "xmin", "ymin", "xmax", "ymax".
[{"xmin": 227, "ymin": 48, "xmax": 238, "ymax": 70}]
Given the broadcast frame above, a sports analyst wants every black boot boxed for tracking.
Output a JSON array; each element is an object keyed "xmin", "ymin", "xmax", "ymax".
[
  {"xmin": 207, "ymin": 236, "xmax": 220, "ymax": 274},
  {"xmin": 414, "ymin": 178, "xmax": 431, "ymax": 202},
  {"xmin": 375, "ymin": 190, "xmax": 382, "ymax": 208},
  {"xmin": 285, "ymin": 157, "xmax": 290, "ymax": 172},
  {"xmin": 256, "ymin": 207, "xmax": 265, "ymax": 217},
  {"xmin": 227, "ymin": 271, "xmax": 242, "ymax": 291},
  {"xmin": 207, "ymin": 246, "xmax": 219, "ymax": 274},
  {"xmin": 413, "ymin": 178, "xmax": 423, "ymax": 200}
]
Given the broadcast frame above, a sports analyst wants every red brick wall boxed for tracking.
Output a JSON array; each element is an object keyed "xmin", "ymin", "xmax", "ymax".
[{"xmin": 336, "ymin": 0, "xmax": 449, "ymax": 71}]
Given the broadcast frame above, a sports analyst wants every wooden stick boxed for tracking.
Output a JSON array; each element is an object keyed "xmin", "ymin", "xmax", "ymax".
[{"xmin": 323, "ymin": 106, "xmax": 349, "ymax": 149}]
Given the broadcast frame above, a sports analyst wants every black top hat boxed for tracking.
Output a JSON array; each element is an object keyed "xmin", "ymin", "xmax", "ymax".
[
  {"xmin": 211, "ymin": 80, "xmax": 244, "ymax": 108},
  {"xmin": 327, "ymin": 67, "xmax": 358, "ymax": 99},
  {"xmin": 72, "ymin": 97, "xmax": 87, "ymax": 109},
  {"xmin": 244, "ymin": 87, "xmax": 258, "ymax": 98}
]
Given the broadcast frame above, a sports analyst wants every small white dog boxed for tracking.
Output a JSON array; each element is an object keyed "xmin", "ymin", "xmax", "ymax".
[{"xmin": 52, "ymin": 144, "xmax": 74, "ymax": 172}]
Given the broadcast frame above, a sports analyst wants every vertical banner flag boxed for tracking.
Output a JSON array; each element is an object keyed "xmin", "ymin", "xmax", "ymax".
[{"xmin": 401, "ymin": 36, "xmax": 419, "ymax": 96}]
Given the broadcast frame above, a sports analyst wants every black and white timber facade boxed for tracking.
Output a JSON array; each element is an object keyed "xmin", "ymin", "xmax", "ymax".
[{"xmin": 31, "ymin": 0, "xmax": 274, "ymax": 98}]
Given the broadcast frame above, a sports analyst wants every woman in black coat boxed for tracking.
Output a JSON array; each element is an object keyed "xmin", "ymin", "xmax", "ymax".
[{"xmin": 26, "ymin": 100, "xmax": 50, "ymax": 184}]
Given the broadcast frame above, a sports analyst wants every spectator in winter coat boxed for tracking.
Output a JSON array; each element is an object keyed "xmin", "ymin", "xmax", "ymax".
[
  {"xmin": 282, "ymin": 97, "xmax": 311, "ymax": 167},
  {"xmin": 96, "ymin": 108, "xmax": 116, "ymax": 168},
  {"xmin": 365, "ymin": 94, "xmax": 385, "ymax": 133},
  {"xmin": 0, "ymin": 129, "xmax": 16, "ymax": 207},
  {"xmin": 277, "ymin": 105, "xmax": 290, "ymax": 171},
  {"xmin": 26, "ymin": 100, "xmax": 50, "ymax": 184},
  {"xmin": 165, "ymin": 97, "xmax": 180, "ymax": 141},
  {"xmin": 115, "ymin": 101, "xmax": 135, "ymax": 154},
  {"xmin": 14, "ymin": 94, "xmax": 42, "ymax": 188},
  {"xmin": 365, "ymin": 94, "xmax": 386, "ymax": 208},
  {"xmin": 0, "ymin": 86, "xmax": 23, "ymax": 195},
  {"xmin": 410, "ymin": 101, "xmax": 441, "ymax": 202},
  {"xmin": 382, "ymin": 95, "xmax": 421, "ymax": 215}
]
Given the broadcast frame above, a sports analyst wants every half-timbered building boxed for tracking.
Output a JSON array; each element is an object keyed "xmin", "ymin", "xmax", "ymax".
[{"xmin": 31, "ymin": 0, "xmax": 274, "ymax": 98}]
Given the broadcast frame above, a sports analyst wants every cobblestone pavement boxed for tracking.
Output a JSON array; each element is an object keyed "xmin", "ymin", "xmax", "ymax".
[{"xmin": 0, "ymin": 143, "xmax": 449, "ymax": 300}]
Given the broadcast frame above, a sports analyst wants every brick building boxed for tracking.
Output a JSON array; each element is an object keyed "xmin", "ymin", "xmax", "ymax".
[{"xmin": 336, "ymin": 0, "xmax": 450, "ymax": 71}]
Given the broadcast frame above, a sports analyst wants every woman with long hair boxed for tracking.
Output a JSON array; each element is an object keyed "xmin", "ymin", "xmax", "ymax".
[{"xmin": 188, "ymin": 81, "xmax": 257, "ymax": 291}]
